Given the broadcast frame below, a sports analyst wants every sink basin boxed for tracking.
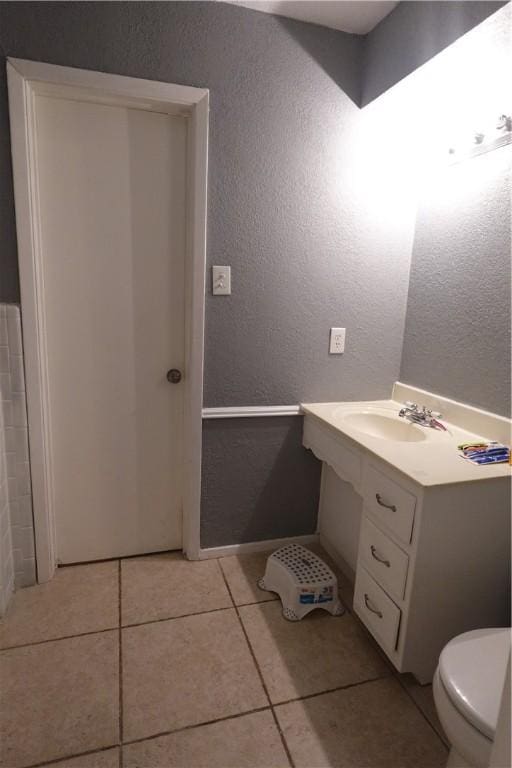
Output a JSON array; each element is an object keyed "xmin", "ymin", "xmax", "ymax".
[{"xmin": 339, "ymin": 411, "xmax": 427, "ymax": 442}]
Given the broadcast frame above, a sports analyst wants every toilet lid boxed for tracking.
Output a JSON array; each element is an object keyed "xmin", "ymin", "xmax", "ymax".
[{"xmin": 439, "ymin": 628, "xmax": 511, "ymax": 740}]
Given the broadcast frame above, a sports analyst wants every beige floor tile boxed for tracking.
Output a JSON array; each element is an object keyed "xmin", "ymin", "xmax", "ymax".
[
  {"xmin": 400, "ymin": 676, "xmax": 448, "ymax": 745},
  {"xmin": 121, "ymin": 553, "xmax": 232, "ymax": 625},
  {"xmin": 123, "ymin": 710, "xmax": 289, "ymax": 768},
  {"xmin": 0, "ymin": 561, "xmax": 119, "ymax": 648},
  {"xmin": 219, "ymin": 551, "xmax": 279, "ymax": 606},
  {"xmin": 239, "ymin": 601, "xmax": 389, "ymax": 703},
  {"xmin": 275, "ymin": 678, "xmax": 448, "ymax": 768},
  {"xmin": 0, "ymin": 632, "xmax": 119, "ymax": 768},
  {"xmin": 43, "ymin": 747, "xmax": 120, "ymax": 768},
  {"xmin": 122, "ymin": 608, "xmax": 267, "ymax": 741}
]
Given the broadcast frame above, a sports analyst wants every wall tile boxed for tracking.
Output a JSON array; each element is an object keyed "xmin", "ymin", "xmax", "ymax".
[
  {"xmin": 0, "ymin": 503, "xmax": 9, "ymax": 538},
  {"xmin": 4, "ymin": 427, "xmax": 15, "ymax": 452},
  {"xmin": 0, "ymin": 346, "xmax": 9, "ymax": 374},
  {"xmin": 12, "ymin": 394, "xmax": 27, "ymax": 427},
  {"xmin": 14, "ymin": 561, "xmax": 36, "ymax": 587},
  {"xmin": 14, "ymin": 428, "xmax": 28, "ymax": 460},
  {"xmin": 0, "ymin": 372, "xmax": 10, "ymax": 399},
  {"xmin": 0, "ymin": 369, "xmax": 15, "ymax": 614},
  {"xmin": 16, "ymin": 462, "xmax": 32, "ymax": 497},
  {"xmin": 6, "ymin": 307, "xmax": 23, "ymax": 355},
  {"xmin": 13, "ymin": 547, "xmax": 24, "ymax": 571},
  {"xmin": 17, "ymin": 496, "xmax": 33, "ymax": 527},
  {"xmin": 0, "ymin": 315, "xmax": 7, "ymax": 346},
  {"xmin": 0, "ymin": 303, "xmax": 36, "ymax": 611},
  {"xmin": 9, "ymin": 355, "xmax": 25, "ymax": 393},
  {"xmin": 6, "ymin": 451, "xmax": 16, "ymax": 479},
  {"xmin": 2, "ymin": 399, "xmax": 12, "ymax": 427},
  {"xmin": 11, "ymin": 525, "xmax": 23, "ymax": 550},
  {"xmin": 7, "ymin": 477, "xmax": 17, "ymax": 500}
]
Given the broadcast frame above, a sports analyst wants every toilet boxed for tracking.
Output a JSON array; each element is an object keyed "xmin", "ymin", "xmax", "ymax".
[{"xmin": 433, "ymin": 627, "xmax": 511, "ymax": 768}]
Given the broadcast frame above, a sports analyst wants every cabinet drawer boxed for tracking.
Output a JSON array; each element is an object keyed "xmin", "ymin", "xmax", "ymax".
[
  {"xmin": 354, "ymin": 566, "xmax": 401, "ymax": 654},
  {"xmin": 364, "ymin": 465, "xmax": 416, "ymax": 545},
  {"xmin": 359, "ymin": 516, "xmax": 409, "ymax": 601}
]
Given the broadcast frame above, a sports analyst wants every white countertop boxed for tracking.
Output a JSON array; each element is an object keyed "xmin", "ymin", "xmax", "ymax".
[{"xmin": 301, "ymin": 399, "xmax": 512, "ymax": 487}]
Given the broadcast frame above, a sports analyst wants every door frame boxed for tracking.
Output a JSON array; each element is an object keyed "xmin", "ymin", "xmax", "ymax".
[{"xmin": 7, "ymin": 58, "xmax": 208, "ymax": 581}]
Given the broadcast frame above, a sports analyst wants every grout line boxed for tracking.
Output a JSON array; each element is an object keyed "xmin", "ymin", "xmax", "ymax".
[
  {"xmin": 345, "ymin": 597, "xmax": 448, "ymax": 746},
  {"xmin": 345, "ymin": 601, "xmax": 397, "ymax": 672},
  {"xmin": 2, "ymin": 549, "xmax": 325, "ymax": 651},
  {"xmin": 118, "ymin": 559, "xmax": 124, "ymax": 764},
  {"xmin": 273, "ymin": 673, "xmax": 391, "ymax": 708},
  {"xmin": 235, "ymin": 596, "xmax": 279, "ymax": 607},
  {"xmin": 20, "ymin": 744, "xmax": 120, "ymax": 768},
  {"xmin": 215, "ymin": 559, "xmax": 295, "ymax": 768},
  {"xmin": 217, "ymin": 558, "xmax": 235, "ymax": 607},
  {"xmin": 4, "ymin": 552, "xmax": 444, "ymax": 767},
  {"xmin": 28, "ymin": 674, "xmax": 396, "ymax": 768},
  {"xmin": 395, "ymin": 673, "xmax": 449, "ymax": 749},
  {"xmin": 121, "ymin": 705, "xmax": 273, "ymax": 748},
  {"xmin": 1, "ymin": 606, "xmax": 241, "ymax": 652},
  {"xmin": 119, "ymin": 676, "xmax": 392, "ymax": 748},
  {"xmin": 0, "ymin": 625, "xmax": 118, "ymax": 652},
  {"xmin": 1, "ymin": 599, "xmax": 274, "ymax": 653},
  {"xmin": 344, "ymin": 586, "xmax": 448, "ymax": 749},
  {"xmin": 323, "ymin": 583, "xmax": 448, "ymax": 749},
  {"xmin": 122, "ymin": 605, "xmax": 234, "ymax": 630}
]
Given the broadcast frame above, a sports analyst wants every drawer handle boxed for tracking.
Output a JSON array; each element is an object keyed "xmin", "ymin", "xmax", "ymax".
[
  {"xmin": 375, "ymin": 493, "xmax": 396, "ymax": 512},
  {"xmin": 364, "ymin": 593, "xmax": 383, "ymax": 618},
  {"xmin": 370, "ymin": 545, "xmax": 390, "ymax": 568}
]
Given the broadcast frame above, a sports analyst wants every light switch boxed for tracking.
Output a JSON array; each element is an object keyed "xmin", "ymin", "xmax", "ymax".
[
  {"xmin": 212, "ymin": 266, "xmax": 231, "ymax": 295},
  {"xmin": 329, "ymin": 327, "xmax": 346, "ymax": 354}
]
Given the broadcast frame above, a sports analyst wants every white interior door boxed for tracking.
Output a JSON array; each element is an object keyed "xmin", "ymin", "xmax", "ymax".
[{"xmin": 34, "ymin": 94, "xmax": 186, "ymax": 563}]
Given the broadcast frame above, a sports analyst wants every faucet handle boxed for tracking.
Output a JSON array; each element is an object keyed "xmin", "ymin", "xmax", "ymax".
[
  {"xmin": 425, "ymin": 408, "xmax": 443, "ymax": 420},
  {"xmin": 404, "ymin": 401, "xmax": 417, "ymax": 410}
]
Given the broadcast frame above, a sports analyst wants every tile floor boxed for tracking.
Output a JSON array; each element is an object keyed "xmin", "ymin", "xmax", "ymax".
[{"xmin": 0, "ymin": 548, "xmax": 448, "ymax": 768}]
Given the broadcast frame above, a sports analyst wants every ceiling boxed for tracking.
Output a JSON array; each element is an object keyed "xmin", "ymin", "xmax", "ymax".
[{"xmin": 224, "ymin": 1, "xmax": 399, "ymax": 35}]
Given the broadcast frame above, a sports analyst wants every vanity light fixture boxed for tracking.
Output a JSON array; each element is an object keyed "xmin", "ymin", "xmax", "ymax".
[{"xmin": 448, "ymin": 113, "xmax": 512, "ymax": 163}]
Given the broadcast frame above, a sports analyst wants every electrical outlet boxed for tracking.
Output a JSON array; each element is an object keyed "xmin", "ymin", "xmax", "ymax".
[
  {"xmin": 212, "ymin": 266, "xmax": 231, "ymax": 295},
  {"xmin": 329, "ymin": 327, "xmax": 346, "ymax": 354}
]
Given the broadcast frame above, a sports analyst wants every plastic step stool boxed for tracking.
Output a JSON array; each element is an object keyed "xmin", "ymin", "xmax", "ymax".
[{"xmin": 258, "ymin": 544, "xmax": 345, "ymax": 621}]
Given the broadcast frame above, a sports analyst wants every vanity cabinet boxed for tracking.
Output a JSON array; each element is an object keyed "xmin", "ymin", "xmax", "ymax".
[{"xmin": 303, "ymin": 414, "xmax": 510, "ymax": 684}]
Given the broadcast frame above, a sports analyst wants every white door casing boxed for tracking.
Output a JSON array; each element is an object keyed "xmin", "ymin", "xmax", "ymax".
[{"xmin": 7, "ymin": 59, "xmax": 208, "ymax": 578}]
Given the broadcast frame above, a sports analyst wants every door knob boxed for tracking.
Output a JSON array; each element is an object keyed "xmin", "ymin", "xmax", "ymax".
[{"xmin": 166, "ymin": 369, "xmax": 182, "ymax": 384}]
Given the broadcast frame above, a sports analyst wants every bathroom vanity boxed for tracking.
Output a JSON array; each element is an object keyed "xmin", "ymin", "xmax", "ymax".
[{"xmin": 302, "ymin": 383, "xmax": 511, "ymax": 684}]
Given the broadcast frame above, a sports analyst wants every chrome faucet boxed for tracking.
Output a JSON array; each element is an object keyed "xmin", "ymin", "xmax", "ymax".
[{"xmin": 398, "ymin": 402, "xmax": 447, "ymax": 430}]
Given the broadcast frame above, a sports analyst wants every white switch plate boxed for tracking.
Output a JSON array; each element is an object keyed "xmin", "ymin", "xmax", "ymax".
[
  {"xmin": 329, "ymin": 327, "xmax": 346, "ymax": 354},
  {"xmin": 212, "ymin": 266, "xmax": 231, "ymax": 295}
]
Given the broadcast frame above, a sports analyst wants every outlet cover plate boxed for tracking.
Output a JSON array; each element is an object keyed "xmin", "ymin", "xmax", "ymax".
[{"xmin": 329, "ymin": 327, "xmax": 346, "ymax": 354}]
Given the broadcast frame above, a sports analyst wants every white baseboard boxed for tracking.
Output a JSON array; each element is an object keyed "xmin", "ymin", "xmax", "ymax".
[{"xmin": 198, "ymin": 533, "xmax": 319, "ymax": 560}]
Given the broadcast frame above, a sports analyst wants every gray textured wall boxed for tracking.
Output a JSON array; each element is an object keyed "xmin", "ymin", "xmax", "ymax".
[
  {"xmin": 362, "ymin": 1, "xmax": 506, "ymax": 106},
  {"xmin": 0, "ymin": 2, "xmax": 413, "ymax": 411},
  {"xmin": 400, "ymin": 147, "xmax": 512, "ymax": 418},
  {"xmin": 0, "ymin": 2, "xmax": 393, "ymax": 548},
  {"xmin": 1, "ymin": 2, "xmax": 509, "ymax": 550},
  {"xmin": 201, "ymin": 417, "xmax": 320, "ymax": 547}
]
